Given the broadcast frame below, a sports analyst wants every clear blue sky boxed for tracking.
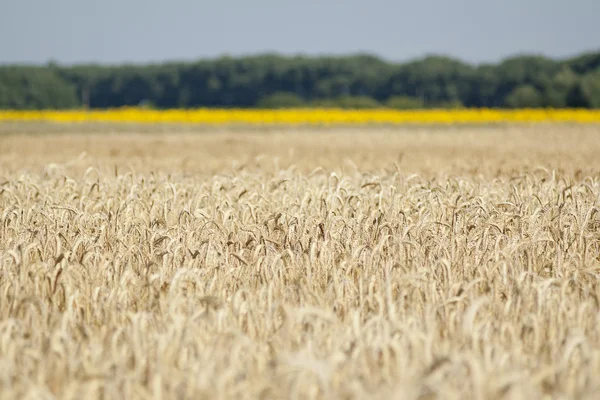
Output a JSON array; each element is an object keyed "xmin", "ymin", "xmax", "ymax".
[{"xmin": 1, "ymin": 0, "xmax": 598, "ymax": 65}]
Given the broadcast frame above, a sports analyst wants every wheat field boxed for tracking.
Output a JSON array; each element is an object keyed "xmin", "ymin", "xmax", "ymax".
[{"xmin": 1, "ymin": 124, "xmax": 600, "ymax": 399}]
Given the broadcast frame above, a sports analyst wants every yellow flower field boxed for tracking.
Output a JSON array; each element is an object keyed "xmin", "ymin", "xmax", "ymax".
[{"xmin": 1, "ymin": 108, "xmax": 600, "ymax": 125}]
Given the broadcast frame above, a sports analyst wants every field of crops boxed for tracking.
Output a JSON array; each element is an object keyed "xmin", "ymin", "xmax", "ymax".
[
  {"xmin": 2, "ymin": 108, "xmax": 600, "ymax": 125},
  {"xmin": 1, "ymin": 123, "xmax": 600, "ymax": 399}
]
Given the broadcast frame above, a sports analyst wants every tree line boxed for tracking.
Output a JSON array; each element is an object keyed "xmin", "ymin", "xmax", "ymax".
[{"xmin": 1, "ymin": 51, "xmax": 599, "ymax": 109}]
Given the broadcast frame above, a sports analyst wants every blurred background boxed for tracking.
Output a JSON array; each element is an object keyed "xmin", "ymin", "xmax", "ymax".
[{"xmin": 1, "ymin": 0, "xmax": 599, "ymax": 110}]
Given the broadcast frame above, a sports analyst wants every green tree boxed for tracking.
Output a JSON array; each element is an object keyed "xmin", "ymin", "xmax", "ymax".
[
  {"xmin": 543, "ymin": 67, "xmax": 579, "ymax": 107},
  {"xmin": 0, "ymin": 66, "xmax": 78, "ymax": 109},
  {"xmin": 494, "ymin": 56, "xmax": 560, "ymax": 107},
  {"xmin": 504, "ymin": 85, "xmax": 544, "ymax": 108},
  {"xmin": 383, "ymin": 56, "xmax": 475, "ymax": 107},
  {"xmin": 578, "ymin": 70, "xmax": 600, "ymax": 108},
  {"xmin": 565, "ymin": 52, "xmax": 600, "ymax": 74}
]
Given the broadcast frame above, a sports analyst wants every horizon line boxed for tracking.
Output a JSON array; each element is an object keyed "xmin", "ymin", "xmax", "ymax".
[{"xmin": 1, "ymin": 48, "xmax": 599, "ymax": 68}]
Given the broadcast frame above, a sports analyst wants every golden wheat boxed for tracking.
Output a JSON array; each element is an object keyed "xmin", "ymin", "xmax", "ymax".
[{"xmin": 1, "ymin": 125, "xmax": 600, "ymax": 399}]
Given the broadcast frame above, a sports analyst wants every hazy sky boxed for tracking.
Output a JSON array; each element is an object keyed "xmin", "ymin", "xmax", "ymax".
[{"xmin": 1, "ymin": 0, "xmax": 598, "ymax": 65}]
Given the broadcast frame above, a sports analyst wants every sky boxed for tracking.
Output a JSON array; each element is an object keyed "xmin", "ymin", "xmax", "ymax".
[{"xmin": 1, "ymin": 0, "xmax": 598, "ymax": 65}]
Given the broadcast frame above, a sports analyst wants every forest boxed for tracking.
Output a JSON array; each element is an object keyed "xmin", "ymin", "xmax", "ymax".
[{"xmin": 1, "ymin": 51, "xmax": 599, "ymax": 109}]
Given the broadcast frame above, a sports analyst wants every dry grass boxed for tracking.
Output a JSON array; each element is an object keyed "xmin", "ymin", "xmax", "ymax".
[{"xmin": 1, "ymin": 124, "xmax": 600, "ymax": 399}]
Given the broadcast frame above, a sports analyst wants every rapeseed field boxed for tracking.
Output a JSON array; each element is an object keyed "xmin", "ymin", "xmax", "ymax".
[{"xmin": 1, "ymin": 108, "xmax": 599, "ymax": 125}]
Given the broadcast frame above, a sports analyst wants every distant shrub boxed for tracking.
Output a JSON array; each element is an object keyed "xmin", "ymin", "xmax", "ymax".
[
  {"xmin": 504, "ymin": 85, "xmax": 544, "ymax": 108},
  {"xmin": 385, "ymin": 96, "xmax": 425, "ymax": 109},
  {"xmin": 312, "ymin": 95, "xmax": 380, "ymax": 109},
  {"xmin": 431, "ymin": 99, "xmax": 465, "ymax": 109},
  {"xmin": 257, "ymin": 92, "xmax": 306, "ymax": 108}
]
